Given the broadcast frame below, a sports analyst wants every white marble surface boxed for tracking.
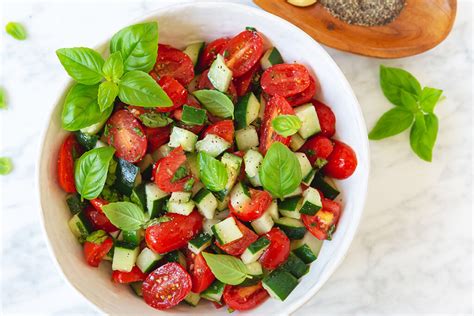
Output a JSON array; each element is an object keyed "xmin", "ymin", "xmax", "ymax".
[{"xmin": 0, "ymin": 0, "xmax": 472, "ymax": 315}]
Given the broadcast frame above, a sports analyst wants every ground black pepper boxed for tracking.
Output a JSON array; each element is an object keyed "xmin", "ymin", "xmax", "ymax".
[{"xmin": 320, "ymin": 0, "xmax": 406, "ymax": 27}]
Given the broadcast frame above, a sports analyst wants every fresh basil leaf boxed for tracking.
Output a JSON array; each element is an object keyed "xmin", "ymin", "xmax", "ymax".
[
  {"xmin": 56, "ymin": 48, "xmax": 105, "ymax": 85},
  {"xmin": 102, "ymin": 201, "xmax": 147, "ymax": 231},
  {"xmin": 368, "ymin": 107, "xmax": 414, "ymax": 140},
  {"xmin": 102, "ymin": 52, "xmax": 124, "ymax": 82},
  {"xmin": 0, "ymin": 87, "xmax": 6, "ymax": 109},
  {"xmin": 118, "ymin": 70, "xmax": 172, "ymax": 108},
  {"xmin": 410, "ymin": 113, "xmax": 438, "ymax": 162},
  {"xmin": 380, "ymin": 65, "xmax": 422, "ymax": 106},
  {"xmin": 259, "ymin": 142, "xmax": 302, "ymax": 199},
  {"xmin": 272, "ymin": 115, "xmax": 302, "ymax": 137},
  {"xmin": 110, "ymin": 22, "xmax": 158, "ymax": 72},
  {"xmin": 193, "ymin": 90, "xmax": 234, "ymax": 118},
  {"xmin": 62, "ymin": 84, "xmax": 113, "ymax": 131},
  {"xmin": 400, "ymin": 90, "xmax": 419, "ymax": 112},
  {"xmin": 139, "ymin": 112, "xmax": 172, "ymax": 127},
  {"xmin": 74, "ymin": 147, "xmax": 115, "ymax": 199},
  {"xmin": 85, "ymin": 230, "xmax": 108, "ymax": 244},
  {"xmin": 202, "ymin": 252, "xmax": 251, "ymax": 285},
  {"xmin": 0, "ymin": 157, "xmax": 13, "ymax": 175},
  {"xmin": 98, "ymin": 81, "xmax": 119, "ymax": 112},
  {"xmin": 420, "ymin": 87, "xmax": 443, "ymax": 113},
  {"xmin": 198, "ymin": 152, "xmax": 228, "ymax": 192},
  {"xmin": 5, "ymin": 22, "xmax": 27, "ymax": 40}
]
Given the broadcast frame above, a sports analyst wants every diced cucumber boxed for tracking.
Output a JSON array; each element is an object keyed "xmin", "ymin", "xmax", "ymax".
[
  {"xmin": 68, "ymin": 212, "xmax": 93, "ymax": 241},
  {"xmin": 137, "ymin": 154, "xmax": 154, "ymax": 172},
  {"xmin": 229, "ymin": 182, "xmax": 251, "ymax": 213},
  {"xmin": 260, "ymin": 47, "xmax": 284, "ymax": 70},
  {"xmin": 212, "ymin": 217, "xmax": 243, "ymax": 245},
  {"xmin": 169, "ymin": 126, "xmax": 198, "ymax": 152},
  {"xmin": 216, "ymin": 195, "xmax": 230, "ymax": 211},
  {"xmin": 262, "ymin": 269, "xmax": 298, "ymax": 301},
  {"xmin": 267, "ymin": 200, "xmax": 279, "ymax": 221},
  {"xmin": 217, "ymin": 153, "xmax": 243, "ymax": 199},
  {"xmin": 119, "ymin": 229, "xmax": 143, "ymax": 247},
  {"xmin": 248, "ymin": 174, "xmax": 262, "ymax": 187},
  {"xmin": 235, "ymin": 92, "xmax": 260, "ymax": 129},
  {"xmin": 194, "ymin": 188, "xmax": 218, "ymax": 219},
  {"xmin": 152, "ymin": 144, "xmax": 172, "ymax": 161},
  {"xmin": 145, "ymin": 183, "xmax": 170, "ymax": 218},
  {"xmin": 188, "ymin": 232, "xmax": 212, "ymax": 254},
  {"xmin": 274, "ymin": 217, "xmax": 306, "ymax": 240},
  {"xmin": 245, "ymin": 261, "xmax": 263, "ymax": 276},
  {"xmin": 294, "ymin": 103, "xmax": 321, "ymax": 139},
  {"xmin": 66, "ymin": 194, "xmax": 87, "ymax": 215},
  {"xmin": 244, "ymin": 149, "xmax": 263, "ymax": 178},
  {"xmin": 183, "ymin": 42, "xmax": 205, "ymax": 67},
  {"xmin": 201, "ymin": 280, "xmax": 225, "ymax": 302},
  {"xmin": 131, "ymin": 183, "xmax": 147, "ymax": 212},
  {"xmin": 235, "ymin": 126, "xmax": 259, "ymax": 151},
  {"xmin": 169, "ymin": 192, "xmax": 192, "ymax": 204},
  {"xmin": 136, "ymin": 247, "xmax": 162, "ymax": 273},
  {"xmin": 208, "ymin": 54, "xmax": 232, "ymax": 92},
  {"xmin": 290, "ymin": 133, "xmax": 306, "ymax": 151},
  {"xmin": 109, "ymin": 230, "xmax": 120, "ymax": 239},
  {"xmin": 294, "ymin": 153, "xmax": 312, "ymax": 180},
  {"xmin": 114, "ymin": 158, "xmax": 140, "ymax": 196},
  {"xmin": 241, "ymin": 237, "xmax": 270, "ymax": 264},
  {"xmin": 184, "ymin": 292, "xmax": 201, "ymax": 306},
  {"xmin": 251, "ymin": 209, "xmax": 274, "ymax": 235},
  {"xmin": 165, "ymin": 250, "xmax": 187, "ymax": 268},
  {"xmin": 80, "ymin": 115, "xmax": 108, "ymax": 135},
  {"xmin": 280, "ymin": 252, "xmax": 308, "ymax": 278},
  {"xmin": 74, "ymin": 130, "xmax": 98, "ymax": 150},
  {"xmin": 311, "ymin": 173, "xmax": 340, "ymax": 200},
  {"xmin": 195, "ymin": 134, "xmax": 230, "ymax": 157},
  {"xmin": 291, "ymin": 232, "xmax": 323, "ymax": 263},
  {"xmin": 130, "ymin": 282, "xmax": 143, "ymax": 297},
  {"xmin": 214, "ymin": 208, "xmax": 230, "ymax": 220},
  {"xmin": 167, "ymin": 200, "xmax": 195, "ymax": 216},
  {"xmin": 186, "ymin": 153, "xmax": 201, "ymax": 179},
  {"xmin": 302, "ymin": 168, "xmax": 317, "ymax": 186},
  {"xmin": 284, "ymin": 186, "xmax": 303, "ymax": 198},
  {"xmin": 94, "ymin": 140, "xmax": 107, "ymax": 149},
  {"xmin": 203, "ymin": 218, "xmax": 220, "ymax": 235},
  {"xmin": 181, "ymin": 105, "xmax": 207, "ymax": 126},
  {"xmin": 112, "ymin": 242, "xmax": 139, "ymax": 272},
  {"xmin": 279, "ymin": 196, "xmax": 302, "ymax": 219},
  {"xmin": 298, "ymin": 187, "xmax": 322, "ymax": 216}
]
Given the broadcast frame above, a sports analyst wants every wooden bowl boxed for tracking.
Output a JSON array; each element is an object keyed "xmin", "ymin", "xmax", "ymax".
[{"xmin": 253, "ymin": 0, "xmax": 457, "ymax": 58}]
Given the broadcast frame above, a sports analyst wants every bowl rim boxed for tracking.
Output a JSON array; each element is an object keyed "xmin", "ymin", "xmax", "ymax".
[{"xmin": 35, "ymin": 1, "xmax": 370, "ymax": 315}]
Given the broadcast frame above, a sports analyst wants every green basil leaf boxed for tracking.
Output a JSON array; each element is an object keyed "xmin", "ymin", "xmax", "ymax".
[
  {"xmin": 0, "ymin": 157, "xmax": 13, "ymax": 175},
  {"xmin": 110, "ymin": 22, "xmax": 158, "ymax": 72},
  {"xmin": 410, "ymin": 113, "xmax": 438, "ymax": 162},
  {"xmin": 102, "ymin": 201, "xmax": 147, "ymax": 231},
  {"xmin": 56, "ymin": 48, "xmax": 105, "ymax": 85},
  {"xmin": 202, "ymin": 252, "xmax": 250, "ymax": 285},
  {"xmin": 102, "ymin": 52, "xmax": 124, "ymax": 82},
  {"xmin": 368, "ymin": 107, "xmax": 414, "ymax": 140},
  {"xmin": 74, "ymin": 147, "xmax": 115, "ymax": 199},
  {"xmin": 400, "ymin": 90, "xmax": 419, "ymax": 112},
  {"xmin": 193, "ymin": 90, "xmax": 234, "ymax": 118},
  {"xmin": 139, "ymin": 112, "xmax": 172, "ymax": 127},
  {"xmin": 0, "ymin": 87, "xmax": 6, "ymax": 109},
  {"xmin": 272, "ymin": 115, "xmax": 302, "ymax": 137},
  {"xmin": 118, "ymin": 70, "xmax": 172, "ymax": 108},
  {"xmin": 259, "ymin": 142, "xmax": 302, "ymax": 199},
  {"xmin": 198, "ymin": 152, "xmax": 228, "ymax": 192},
  {"xmin": 5, "ymin": 22, "xmax": 27, "ymax": 40},
  {"xmin": 62, "ymin": 84, "xmax": 113, "ymax": 131},
  {"xmin": 98, "ymin": 81, "xmax": 119, "ymax": 112},
  {"xmin": 420, "ymin": 87, "xmax": 443, "ymax": 113},
  {"xmin": 380, "ymin": 65, "xmax": 422, "ymax": 106}
]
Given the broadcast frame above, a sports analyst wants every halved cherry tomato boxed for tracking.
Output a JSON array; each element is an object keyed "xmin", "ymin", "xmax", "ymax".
[
  {"xmin": 185, "ymin": 251, "xmax": 215, "ymax": 293},
  {"xmin": 151, "ymin": 44, "xmax": 194, "ymax": 86},
  {"xmin": 261, "ymin": 64, "xmax": 311, "ymax": 97},
  {"xmin": 259, "ymin": 228, "xmax": 290, "ymax": 270},
  {"xmin": 153, "ymin": 76, "xmax": 188, "ymax": 113},
  {"xmin": 112, "ymin": 266, "xmax": 147, "ymax": 284},
  {"xmin": 323, "ymin": 140, "xmax": 357, "ymax": 179},
  {"xmin": 259, "ymin": 95, "xmax": 294, "ymax": 155},
  {"xmin": 105, "ymin": 109, "xmax": 147, "ymax": 163},
  {"xmin": 230, "ymin": 189, "xmax": 272, "ymax": 222},
  {"xmin": 202, "ymin": 120, "xmax": 234, "ymax": 143},
  {"xmin": 57, "ymin": 134, "xmax": 83, "ymax": 193},
  {"xmin": 313, "ymin": 100, "xmax": 336, "ymax": 137},
  {"xmin": 83, "ymin": 236, "xmax": 113, "ymax": 267},
  {"xmin": 234, "ymin": 64, "xmax": 261, "ymax": 97},
  {"xmin": 223, "ymin": 282, "xmax": 269, "ymax": 311},
  {"xmin": 220, "ymin": 30, "xmax": 264, "ymax": 77},
  {"xmin": 154, "ymin": 146, "xmax": 193, "ymax": 192},
  {"xmin": 215, "ymin": 218, "xmax": 258, "ymax": 256},
  {"xmin": 142, "ymin": 262, "xmax": 192, "ymax": 310},
  {"xmin": 286, "ymin": 75, "xmax": 318, "ymax": 106},
  {"xmin": 198, "ymin": 37, "xmax": 230, "ymax": 72},
  {"xmin": 197, "ymin": 69, "xmax": 238, "ymax": 103},
  {"xmin": 145, "ymin": 211, "xmax": 203, "ymax": 254},
  {"xmin": 87, "ymin": 199, "xmax": 118, "ymax": 233},
  {"xmin": 302, "ymin": 198, "xmax": 341, "ymax": 240},
  {"xmin": 299, "ymin": 135, "xmax": 334, "ymax": 166},
  {"xmin": 145, "ymin": 126, "xmax": 171, "ymax": 153}
]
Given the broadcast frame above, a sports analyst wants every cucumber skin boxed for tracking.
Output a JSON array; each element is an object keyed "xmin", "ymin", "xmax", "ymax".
[
  {"xmin": 293, "ymin": 244, "xmax": 317, "ymax": 264},
  {"xmin": 74, "ymin": 131, "xmax": 98, "ymax": 150},
  {"xmin": 262, "ymin": 268, "xmax": 298, "ymax": 301},
  {"xmin": 311, "ymin": 173, "xmax": 340, "ymax": 200},
  {"xmin": 234, "ymin": 93, "xmax": 252, "ymax": 129},
  {"xmin": 275, "ymin": 223, "xmax": 307, "ymax": 240},
  {"xmin": 114, "ymin": 158, "xmax": 140, "ymax": 196},
  {"xmin": 66, "ymin": 194, "xmax": 87, "ymax": 215},
  {"xmin": 280, "ymin": 252, "xmax": 309, "ymax": 278}
]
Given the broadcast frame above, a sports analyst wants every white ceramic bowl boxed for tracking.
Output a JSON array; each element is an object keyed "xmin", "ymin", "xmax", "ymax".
[{"xmin": 37, "ymin": 2, "xmax": 369, "ymax": 315}]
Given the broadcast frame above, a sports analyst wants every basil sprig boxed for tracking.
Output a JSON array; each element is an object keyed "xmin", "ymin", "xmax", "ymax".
[
  {"xmin": 272, "ymin": 115, "xmax": 302, "ymax": 137},
  {"xmin": 5, "ymin": 22, "xmax": 27, "ymax": 40},
  {"xmin": 259, "ymin": 142, "xmax": 302, "ymax": 199},
  {"xmin": 0, "ymin": 157, "xmax": 13, "ymax": 175},
  {"xmin": 118, "ymin": 71, "xmax": 171, "ymax": 108},
  {"xmin": 198, "ymin": 152, "xmax": 228, "ymax": 192},
  {"xmin": 102, "ymin": 52, "xmax": 124, "ymax": 83},
  {"xmin": 193, "ymin": 90, "xmax": 234, "ymax": 118},
  {"xmin": 202, "ymin": 252, "xmax": 252, "ymax": 285},
  {"xmin": 56, "ymin": 48, "xmax": 105, "ymax": 85},
  {"xmin": 98, "ymin": 81, "xmax": 119, "ymax": 112},
  {"xmin": 369, "ymin": 66, "xmax": 444, "ymax": 162},
  {"xmin": 102, "ymin": 201, "xmax": 147, "ymax": 231}
]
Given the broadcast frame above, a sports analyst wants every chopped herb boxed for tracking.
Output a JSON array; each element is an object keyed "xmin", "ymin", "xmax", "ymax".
[
  {"xmin": 305, "ymin": 149, "xmax": 315, "ymax": 157},
  {"xmin": 245, "ymin": 26, "xmax": 257, "ymax": 32},
  {"xmin": 5, "ymin": 22, "xmax": 27, "ymax": 40},
  {"xmin": 139, "ymin": 112, "xmax": 172, "ymax": 128},
  {"xmin": 315, "ymin": 158, "xmax": 328, "ymax": 169},
  {"xmin": 133, "ymin": 127, "xmax": 144, "ymax": 137},
  {"xmin": 183, "ymin": 178, "xmax": 195, "ymax": 192},
  {"xmin": 326, "ymin": 224, "xmax": 336, "ymax": 240},
  {"xmin": 171, "ymin": 165, "xmax": 188, "ymax": 182}
]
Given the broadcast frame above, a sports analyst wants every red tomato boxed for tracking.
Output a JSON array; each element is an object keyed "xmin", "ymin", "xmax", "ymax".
[
  {"xmin": 151, "ymin": 44, "xmax": 194, "ymax": 86},
  {"xmin": 202, "ymin": 120, "xmax": 234, "ymax": 143},
  {"xmin": 105, "ymin": 109, "xmax": 147, "ymax": 163},
  {"xmin": 145, "ymin": 126, "xmax": 171, "ymax": 153},
  {"xmin": 323, "ymin": 140, "xmax": 357, "ymax": 179},
  {"xmin": 87, "ymin": 199, "xmax": 118, "ymax": 233},
  {"xmin": 230, "ymin": 189, "xmax": 272, "ymax": 222},
  {"xmin": 213, "ymin": 301, "xmax": 225, "ymax": 309},
  {"xmin": 215, "ymin": 218, "xmax": 258, "ymax": 256},
  {"xmin": 299, "ymin": 135, "xmax": 334, "ymax": 166},
  {"xmin": 142, "ymin": 262, "xmax": 192, "ymax": 310},
  {"xmin": 112, "ymin": 266, "xmax": 147, "ymax": 284},
  {"xmin": 302, "ymin": 198, "xmax": 341, "ymax": 240},
  {"xmin": 185, "ymin": 251, "xmax": 215, "ymax": 293},
  {"xmin": 220, "ymin": 30, "xmax": 264, "ymax": 77},
  {"xmin": 313, "ymin": 100, "xmax": 336, "ymax": 137},
  {"xmin": 261, "ymin": 64, "xmax": 311, "ymax": 97},
  {"xmin": 234, "ymin": 64, "xmax": 261, "ymax": 97},
  {"xmin": 153, "ymin": 76, "xmax": 188, "ymax": 113},
  {"xmin": 286, "ymin": 75, "xmax": 319, "ymax": 106},
  {"xmin": 223, "ymin": 282, "xmax": 269, "ymax": 311},
  {"xmin": 154, "ymin": 146, "xmax": 193, "ymax": 192},
  {"xmin": 259, "ymin": 95, "xmax": 294, "ymax": 155},
  {"xmin": 145, "ymin": 211, "xmax": 203, "ymax": 254},
  {"xmin": 197, "ymin": 69, "xmax": 238, "ymax": 103},
  {"xmin": 198, "ymin": 37, "xmax": 230, "ymax": 72},
  {"xmin": 57, "ymin": 134, "xmax": 83, "ymax": 193},
  {"xmin": 83, "ymin": 236, "xmax": 113, "ymax": 267},
  {"xmin": 259, "ymin": 228, "xmax": 290, "ymax": 270}
]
